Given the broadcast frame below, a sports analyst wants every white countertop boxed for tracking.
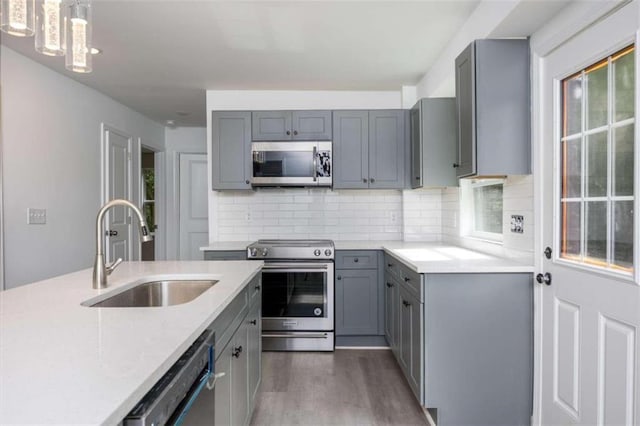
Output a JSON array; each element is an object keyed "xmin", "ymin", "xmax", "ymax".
[
  {"xmin": 201, "ymin": 240, "xmax": 533, "ymax": 273},
  {"xmin": 0, "ymin": 260, "xmax": 262, "ymax": 425}
]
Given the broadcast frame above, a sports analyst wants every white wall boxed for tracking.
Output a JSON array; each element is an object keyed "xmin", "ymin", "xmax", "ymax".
[
  {"xmin": 0, "ymin": 46, "xmax": 165, "ymax": 289},
  {"xmin": 164, "ymin": 126, "xmax": 207, "ymax": 259}
]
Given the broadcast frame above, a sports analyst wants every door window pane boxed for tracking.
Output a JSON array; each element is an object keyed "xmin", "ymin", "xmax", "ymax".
[
  {"xmin": 562, "ymin": 138, "xmax": 582, "ymax": 198},
  {"xmin": 614, "ymin": 124, "xmax": 634, "ymax": 196},
  {"xmin": 563, "ymin": 75, "xmax": 583, "ymax": 136},
  {"xmin": 559, "ymin": 45, "xmax": 635, "ymax": 273},
  {"xmin": 587, "ymin": 63, "xmax": 608, "ymax": 129},
  {"xmin": 586, "ymin": 132, "xmax": 607, "ymax": 197},
  {"xmin": 615, "ymin": 47, "xmax": 635, "ymax": 121}
]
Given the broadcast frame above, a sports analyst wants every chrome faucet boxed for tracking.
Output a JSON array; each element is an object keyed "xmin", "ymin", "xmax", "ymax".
[{"xmin": 93, "ymin": 199, "xmax": 153, "ymax": 289}]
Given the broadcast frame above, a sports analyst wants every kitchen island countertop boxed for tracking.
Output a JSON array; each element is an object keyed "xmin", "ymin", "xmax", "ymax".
[{"xmin": 0, "ymin": 260, "xmax": 262, "ymax": 425}]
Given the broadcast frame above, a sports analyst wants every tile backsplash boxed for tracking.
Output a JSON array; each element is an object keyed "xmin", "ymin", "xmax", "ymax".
[{"xmin": 212, "ymin": 188, "xmax": 407, "ymax": 241}]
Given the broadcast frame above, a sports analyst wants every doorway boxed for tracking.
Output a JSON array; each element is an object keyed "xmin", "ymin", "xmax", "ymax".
[{"xmin": 141, "ymin": 147, "xmax": 156, "ymax": 261}]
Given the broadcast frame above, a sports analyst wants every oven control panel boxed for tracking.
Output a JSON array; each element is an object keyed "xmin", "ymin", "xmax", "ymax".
[{"xmin": 247, "ymin": 240, "xmax": 335, "ymax": 260}]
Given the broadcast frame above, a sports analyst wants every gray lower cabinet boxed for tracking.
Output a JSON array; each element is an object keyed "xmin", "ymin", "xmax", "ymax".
[
  {"xmin": 211, "ymin": 275, "xmax": 261, "ymax": 426},
  {"xmin": 383, "ymin": 254, "xmax": 533, "ymax": 426},
  {"xmin": 410, "ymin": 98, "xmax": 458, "ymax": 188},
  {"xmin": 211, "ymin": 111, "xmax": 252, "ymax": 190},
  {"xmin": 333, "ymin": 110, "xmax": 406, "ymax": 189},
  {"xmin": 252, "ymin": 110, "xmax": 332, "ymax": 141},
  {"xmin": 454, "ymin": 39, "xmax": 530, "ymax": 178},
  {"xmin": 204, "ymin": 250, "xmax": 247, "ymax": 261}
]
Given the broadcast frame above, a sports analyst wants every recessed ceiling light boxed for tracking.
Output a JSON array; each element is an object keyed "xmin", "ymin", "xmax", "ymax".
[
  {"xmin": 91, "ymin": 47, "xmax": 102, "ymax": 55},
  {"xmin": 166, "ymin": 120, "xmax": 176, "ymax": 127}
]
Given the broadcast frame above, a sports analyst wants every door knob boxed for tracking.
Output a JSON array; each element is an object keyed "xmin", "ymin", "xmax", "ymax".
[
  {"xmin": 536, "ymin": 272, "xmax": 552, "ymax": 285},
  {"xmin": 544, "ymin": 247, "xmax": 552, "ymax": 259}
]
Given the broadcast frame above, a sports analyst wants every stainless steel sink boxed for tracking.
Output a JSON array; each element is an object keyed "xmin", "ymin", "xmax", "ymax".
[{"xmin": 86, "ymin": 280, "xmax": 218, "ymax": 308}]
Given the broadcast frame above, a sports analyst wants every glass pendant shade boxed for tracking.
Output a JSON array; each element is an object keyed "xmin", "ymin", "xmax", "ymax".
[
  {"xmin": 35, "ymin": 0, "xmax": 65, "ymax": 56},
  {"xmin": 0, "ymin": 0, "xmax": 35, "ymax": 36},
  {"xmin": 65, "ymin": 0, "xmax": 92, "ymax": 73}
]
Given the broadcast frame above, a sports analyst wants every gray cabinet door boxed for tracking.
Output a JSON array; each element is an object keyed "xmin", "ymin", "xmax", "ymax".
[
  {"xmin": 383, "ymin": 275, "xmax": 397, "ymax": 352},
  {"xmin": 398, "ymin": 285, "xmax": 423, "ymax": 402},
  {"xmin": 421, "ymin": 99, "xmax": 458, "ymax": 187},
  {"xmin": 409, "ymin": 105, "xmax": 422, "ymax": 188},
  {"xmin": 335, "ymin": 269, "xmax": 378, "ymax": 335},
  {"xmin": 231, "ymin": 323, "xmax": 249, "ymax": 426},
  {"xmin": 252, "ymin": 111, "xmax": 292, "ymax": 141},
  {"xmin": 211, "ymin": 111, "xmax": 252, "ymax": 190},
  {"xmin": 292, "ymin": 110, "xmax": 332, "ymax": 140},
  {"xmin": 214, "ymin": 340, "xmax": 233, "ymax": 426},
  {"xmin": 332, "ymin": 111, "xmax": 369, "ymax": 189},
  {"xmin": 247, "ymin": 301, "xmax": 261, "ymax": 412},
  {"xmin": 368, "ymin": 110, "xmax": 405, "ymax": 189},
  {"xmin": 455, "ymin": 43, "xmax": 475, "ymax": 178}
]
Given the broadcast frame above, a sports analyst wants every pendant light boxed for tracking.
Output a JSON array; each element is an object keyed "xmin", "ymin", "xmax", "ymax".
[
  {"xmin": 35, "ymin": 0, "xmax": 65, "ymax": 56},
  {"xmin": 65, "ymin": 0, "xmax": 92, "ymax": 73},
  {"xmin": 0, "ymin": 0, "xmax": 35, "ymax": 36}
]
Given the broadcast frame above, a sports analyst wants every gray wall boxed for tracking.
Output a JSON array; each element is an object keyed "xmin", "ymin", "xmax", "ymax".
[
  {"xmin": 164, "ymin": 127, "xmax": 206, "ymax": 260},
  {"xmin": 1, "ymin": 46, "xmax": 165, "ymax": 289}
]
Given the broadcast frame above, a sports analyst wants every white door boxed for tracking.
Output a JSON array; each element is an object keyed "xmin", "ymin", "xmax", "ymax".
[
  {"xmin": 103, "ymin": 126, "xmax": 132, "ymax": 263},
  {"xmin": 539, "ymin": 3, "xmax": 640, "ymax": 425},
  {"xmin": 179, "ymin": 154, "xmax": 208, "ymax": 260}
]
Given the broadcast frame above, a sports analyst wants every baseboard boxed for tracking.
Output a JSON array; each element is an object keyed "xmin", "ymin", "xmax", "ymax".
[{"xmin": 335, "ymin": 335, "xmax": 389, "ymax": 347}]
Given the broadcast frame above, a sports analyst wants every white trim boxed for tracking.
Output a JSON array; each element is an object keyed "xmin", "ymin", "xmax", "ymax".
[{"xmin": 0, "ymin": 84, "xmax": 4, "ymax": 292}]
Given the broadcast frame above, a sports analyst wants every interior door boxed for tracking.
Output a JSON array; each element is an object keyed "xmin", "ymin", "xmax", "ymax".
[
  {"xmin": 104, "ymin": 126, "xmax": 132, "ymax": 263},
  {"xmin": 179, "ymin": 153, "xmax": 208, "ymax": 260},
  {"xmin": 539, "ymin": 4, "xmax": 640, "ymax": 424}
]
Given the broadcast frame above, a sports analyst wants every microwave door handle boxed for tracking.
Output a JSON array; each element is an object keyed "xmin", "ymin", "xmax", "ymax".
[{"xmin": 313, "ymin": 145, "xmax": 318, "ymax": 182}]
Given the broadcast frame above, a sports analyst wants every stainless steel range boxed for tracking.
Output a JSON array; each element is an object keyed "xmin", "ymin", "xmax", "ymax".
[{"xmin": 247, "ymin": 239, "xmax": 334, "ymax": 351}]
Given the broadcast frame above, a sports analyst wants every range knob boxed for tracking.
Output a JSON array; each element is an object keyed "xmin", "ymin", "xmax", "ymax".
[
  {"xmin": 250, "ymin": 248, "xmax": 257, "ymax": 257},
  {"xmin": 261, "ymin": 248, "xmax": 269, "ymax": 257},
  {"xmin": 314, "ymin": 249, "xmax": 321, "ymax": 256},
  {"xmin": 324, "ymin": 249, "xmax": 332, "ymax": 257}
]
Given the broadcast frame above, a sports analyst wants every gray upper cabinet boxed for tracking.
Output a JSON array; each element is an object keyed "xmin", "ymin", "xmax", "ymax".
[
  {"xmin": 252, "ymin": 110, "xmax": 332, "ymax": 141},
  {"xmin": 333, "ymin": 110, "xmax": 406, "ymax": 189},
  {"xmin": 410, "ymin": 98, "xmax": 458, "ymax": 188},
  {"xmin": 455, "ymin": 39, "xmax": 530, "ymax": 178},
  {"xmin": 211, "ymin": 111, "xmax": 252, "ymax": 190}
]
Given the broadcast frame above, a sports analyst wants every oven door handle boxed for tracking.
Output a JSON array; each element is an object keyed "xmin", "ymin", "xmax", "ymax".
[
  {"xmin": 262, "ymin": 333, "xmax": 329, "ymax": 339},
  {"xmin": 262, "ymin": 263, "xmax": 329, "ymax": 270}
]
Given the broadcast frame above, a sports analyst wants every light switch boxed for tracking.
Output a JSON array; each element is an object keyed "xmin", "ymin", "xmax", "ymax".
[{"xmin": 27, "ymin": 208, "xmax": 46, "ymax": 225}]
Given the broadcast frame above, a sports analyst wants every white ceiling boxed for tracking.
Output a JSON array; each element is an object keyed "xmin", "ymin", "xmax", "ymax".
[{"xmin": 1, "ymin": 0, "xmax": 569, "ymax": 126}]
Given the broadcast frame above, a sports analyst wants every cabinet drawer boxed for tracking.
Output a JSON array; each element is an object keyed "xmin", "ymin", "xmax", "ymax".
[
  {"xmin": 335, "ymin": 250, "xmax": 378, "ymax": 269},
  {"xmin": 399, "ymin": 264, "xmax": 423, "ymax": 302},
  {"xmin": 210, "ymin": 287, "xmax": 249, "ymax": 356},
  {"xmin": 384, "ymin": 254, "xmax": 401, "ymax": 279},
  {"xmin": 204, "ymin": 250, "xmax": 246, "ymax": 261}
]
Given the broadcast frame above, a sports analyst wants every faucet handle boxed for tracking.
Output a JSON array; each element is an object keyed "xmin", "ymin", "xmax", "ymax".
[{"xmin": 106, "ymin": 258, "xmax": 123, "ymax": 275}]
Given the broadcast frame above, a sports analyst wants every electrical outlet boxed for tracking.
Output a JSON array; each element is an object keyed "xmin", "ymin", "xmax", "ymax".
[
  {"xmin": 27, "ymin": 208, "xmax": 46, "ymax": 225},
  {"xmin": 510, "ymin": 215, "xmax": 524, "ymax": 233}
]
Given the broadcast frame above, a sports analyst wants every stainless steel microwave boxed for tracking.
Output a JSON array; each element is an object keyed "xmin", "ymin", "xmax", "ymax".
[{"xmin": 251, "ymin": 141, "xmax": 332, "ymax": 187}]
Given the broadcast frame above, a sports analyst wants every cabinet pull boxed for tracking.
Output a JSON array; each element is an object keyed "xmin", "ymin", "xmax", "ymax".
[
  {"xmin": 386, "ymin": 282, "xmax": 394, "ymax": 288},
  {"xmin": 354, "ymin": 258, "xmax": 359, "ymax": 263},
  {"xmin": 387, "ymin": 263, "xmax": 393, "ymax": 268},
  {"xmin": 370, "ymin": 178, "xmax": 375, "ymax": 183},
  {"xmin": 255, "ymin": 285, "xmax": 261, "ymax": 290},
  {"xmin": 250, "ymin": 319, "xmax": 257, "ymax": 325},
  {"xmin": 286, "ymin": 130, "xmax": 291, "ymax": 135},
  {"xmin": 232, "ymin": 346, "xmax": 243, "ymax": 358},
  {"xmin": 293, "ymin": 130, "xmax": 298, "ymax": 135},
  {"xmin": 402, "ymin": 300, "xmax": 410, "ymax": 307},
  {"xmin": 404, "ymin": 277, "xmax": 410, "ymax": 282},
  {"xmin": 453, "ymin": 163, "xmax": 460, "ymax": 168},
  {"xmin": 245, "ymin": 180, "xmax": 250, "ymax": 185},
  {"xmin": 363, "ymin": 178, "xmax": 368, "ymax": 183},
  {"xmin": 337, "ymin": 276, "xmax": 342, "ymax": 280}
]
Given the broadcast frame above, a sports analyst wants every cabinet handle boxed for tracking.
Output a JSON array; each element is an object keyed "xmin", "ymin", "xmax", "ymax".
[
  {"xmin": 245, "ymin": 180, "xmax": 250, "ymax": 184},
  {"xmin": 293, "ymin": 130, "xmax": 298, "ymax": 136},
  {"xmin": 370, "ymin": 178, "xmax": 375, "ymax": 183},
  {"xmin": 232, "ymin": 346, "xmax": 243, "ymax": 358},
  {"xmin": 452, "ymin": 163, "xmax": 460, "ymax": 168},
  {"xmin": 404, "ymin": 277, "xmax": 410, "ymax": 282},
  {"xmin": 286, "ymin": 130, "xmax": 291, "ymax": 135},
  {"xmin": 402, "ymin": 300, "xmax": 410, "ymax": 307},
  {"xmin": 337, "ymin": 276, "xmax": 342, "ymax": 280},
  {"xmin": 387, "ymin": 263, "xmax": 393, "ymax": 268},
  {"xmin": 250, "ymin": 319, "xmax": 257, "ymax": 325},
  {"xmin": 354, "ymin": 258, "xmax": 359, "ymax": 263},
  {"xmin": 255, "ymin": 285, "xmax": 261, "ymax": 290},
  {"xmin": 386, "ymin": 282, "xmax": 394, "ymax": 288},
  {"xmin": 363, "ymin": 178, "xmax": 368, "ymax": 183},
  {"xmin": 415, "ymin": 176, "xmax": 420, "ymax": 180}
]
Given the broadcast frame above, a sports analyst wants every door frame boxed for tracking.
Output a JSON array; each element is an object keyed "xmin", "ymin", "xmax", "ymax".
[
  {"xmin": 100, "ymin": 123, "xmax": 139, "ymax": 261},
  {"xmin": 530, "ymin": 1, "xmax": 636, "ymax": 423},
  {"xmin": 0, "ymin": 85, "xmax": 4, "ymax": 291}
]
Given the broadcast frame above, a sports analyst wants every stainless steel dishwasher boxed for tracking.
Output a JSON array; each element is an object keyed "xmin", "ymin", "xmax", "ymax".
[{"xmin": 124, "ymin": 330, "xmax": 224, "ymax": 426}]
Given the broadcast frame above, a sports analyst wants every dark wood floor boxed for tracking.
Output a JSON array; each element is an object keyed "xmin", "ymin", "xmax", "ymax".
[{"xmin": 250, "ymin": 349, "xmax": 429, "ymax": 426}]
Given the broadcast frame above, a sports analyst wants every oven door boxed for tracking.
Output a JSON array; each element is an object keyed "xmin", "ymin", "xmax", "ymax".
[
  {"xmin": 251, "ymin": 141, "xmax": 332, "ymax": 187},
  {"xmin": 261, "ymin": 262, "xmax": 334, "ymax": 331}
]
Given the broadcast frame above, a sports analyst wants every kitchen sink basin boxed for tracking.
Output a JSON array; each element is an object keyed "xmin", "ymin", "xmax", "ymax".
[{"xmin": 85, "ymin": 280, "xmax": 218, "ymax": 308}]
